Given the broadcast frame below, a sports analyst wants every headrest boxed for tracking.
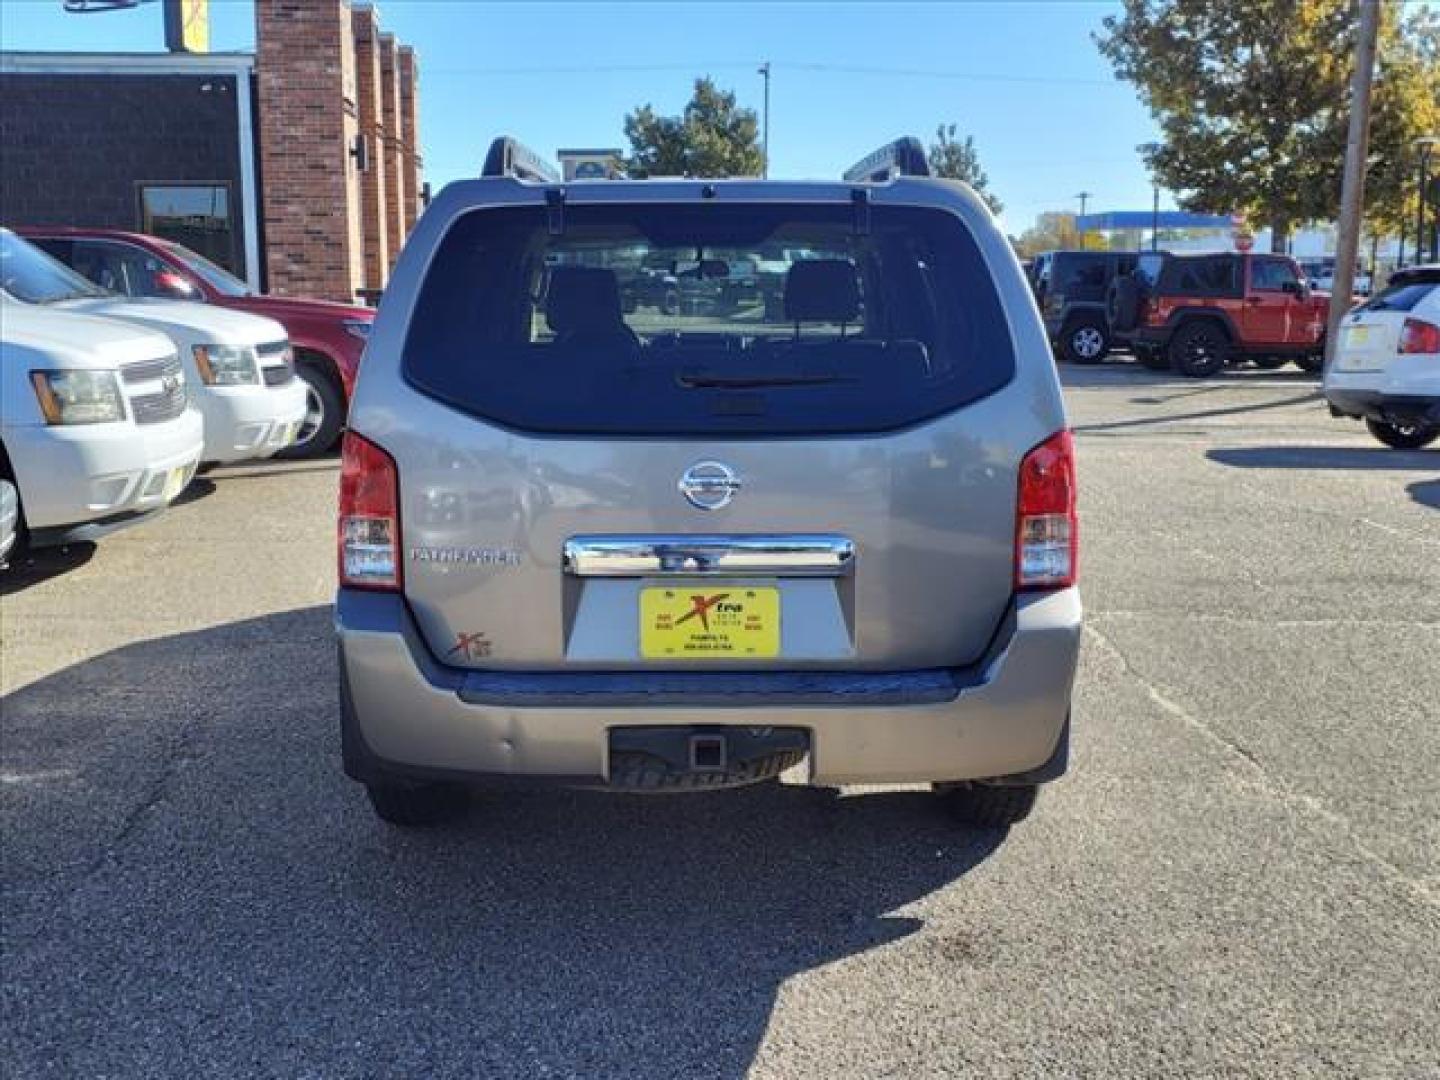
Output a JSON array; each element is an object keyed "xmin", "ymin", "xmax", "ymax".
[
  {"xmin": 546, "ymin": 267, "xmax": 625, "ymax": 335},
  {"xmin": 784, "ymin": 259, "xmax": 861, "ymax": 323}
]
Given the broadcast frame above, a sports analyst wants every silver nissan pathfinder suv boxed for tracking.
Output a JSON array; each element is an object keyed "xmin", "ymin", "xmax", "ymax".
[{"xmin": 336, "ymin": 138, "xmax": 1082, "ymax": 829}]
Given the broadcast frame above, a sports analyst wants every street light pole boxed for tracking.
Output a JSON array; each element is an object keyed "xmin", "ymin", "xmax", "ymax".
[
  {"xmin": 1151, "ymin": 183, "xmax": 1160, "ymax": 252},
  {"xmin": 758, "ymin": 61, "xmax": 772, "ymax": 179},
  {"xmin": 1075, "ymin": 191, "xmax": 1092, "ymax": 247},
  {"xmin": 1417, "ymin": 137, "xmax": 1440, "ymax": 263}
]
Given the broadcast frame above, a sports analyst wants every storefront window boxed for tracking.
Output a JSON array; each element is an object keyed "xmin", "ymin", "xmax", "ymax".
[{"xmin": 140, "ymin": 185, "xmax": 237, "ymax": 275}]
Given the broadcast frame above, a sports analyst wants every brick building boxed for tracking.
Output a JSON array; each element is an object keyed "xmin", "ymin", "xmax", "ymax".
[{"xmin": 0, "ymin": 0, "xmax": 422, "ymax": 303}]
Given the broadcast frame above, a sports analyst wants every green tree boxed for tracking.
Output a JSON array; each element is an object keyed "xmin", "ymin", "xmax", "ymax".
[
  {"xmin": 1096, "ymin": 0, "xmax": 1440, "ymax": 252},
  {"xmin": 1016, "ymin": 211, "xmax": 1080, "ymax": 257},
  {"xmin": 623, "ymin": 77, "xmax": 764, "ymax": 178},
  {"xmin": 928, "ymin": 124, "xmax": 1003, "ymax": 215}
]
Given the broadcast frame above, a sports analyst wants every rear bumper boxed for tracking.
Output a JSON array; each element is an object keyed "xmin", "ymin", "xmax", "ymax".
[
  {"xmin": 335, "ymin": 587, "xmax": 1082, "ymax": 787},
  {"xmin": 1325, "ymin": 388, "xmax": 1440, "ymax": 425}
]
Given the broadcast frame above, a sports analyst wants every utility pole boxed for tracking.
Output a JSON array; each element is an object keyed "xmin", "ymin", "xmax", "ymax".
[
  {"xmin": 1415, "ymin": 138, "xmax": 1439, "ymax": 267},
  {"xmin": 758, "ymin": 61, "xmax": 772, "ymax": 179},
  {"xmin": 1325, "ymin": 0, "xmax": 1381, "ymax": 374},
  {"xmin": 1151, "ymin": 184, "xmax": 1160, "ymax": 252},
  {"xmin": 1075, "ymin": 191, "xmax": 1092, "ymax": 247}
]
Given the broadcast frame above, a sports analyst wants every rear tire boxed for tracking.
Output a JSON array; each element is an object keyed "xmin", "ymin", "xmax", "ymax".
[
  {"xmin": 1365, "ymin": 419, "xmax": 1440, "ymax": 450},
  {"xmin": 1060, "ymin": 317, "xmax": 1110, "ymax": 365},
  {"xmin": 365, "ymin": 781, "xmax": 469, "ymax": 826},
  {"xmin": 1168, "ymin": 320, "xmax": 1229, "ymax": 378},
  {"xmin": 277, "ymin": 361, "xmax": 345, "ymax": 459},
  {"xmin": 1293, "ymin": 352, "xmax": 1324, "ymax": 374},
  {"xmin": 937, "ymin": 783, "xmax": 1039, "ymax": 828}
]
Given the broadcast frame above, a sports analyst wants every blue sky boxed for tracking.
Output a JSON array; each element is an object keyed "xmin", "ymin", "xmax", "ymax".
[{"xmin": 1, "ymin": 0, "xmax": 1176, "ymax": 232}]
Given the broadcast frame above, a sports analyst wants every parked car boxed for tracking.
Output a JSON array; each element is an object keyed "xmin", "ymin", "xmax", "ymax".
[
  {"xmin": 19, "ymin": 227, "xmax": 374, "ymax": 457},
  {"xmin": 0, "ymin": 480, "xmax": 17, "ymax": 566},
  {"xmin": 1298, "ymin": 258, "xmax": 1372, "ymax": 298},
  {"xmin": 1032, "ymin": 250, "xmax": 1139, "ymax": 364},
  {"xmin": 1109, "ymin": 251, "xmax": 1329, "ymax": 377},
  {"xmin": 1324, "ymin": 264, "xmax": 1439, "ymax": 450},
  {"xmin": 1, "ymin": 229, "xmax": 305, "ymax": 466},
  {"xmin": 0, "ymin": 299, "xmax": 204, "ymax": 554},
  {"xmin": 335, "ymin": 137, "xmax": 1082, "ymax": 830}
]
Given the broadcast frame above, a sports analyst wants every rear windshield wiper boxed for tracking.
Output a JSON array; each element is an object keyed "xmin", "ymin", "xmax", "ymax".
[{"xmin": 678, "ymin": 372, "xmax": 849, "ymax": 389}]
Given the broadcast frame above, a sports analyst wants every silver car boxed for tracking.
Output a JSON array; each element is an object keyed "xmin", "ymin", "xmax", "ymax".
[{"xmin": 336, "ymin": 138, "xmax": 1082, "ymax": 829}]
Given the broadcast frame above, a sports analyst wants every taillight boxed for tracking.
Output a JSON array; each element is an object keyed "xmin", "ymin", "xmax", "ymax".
[
  {"xmin": 1016, "ymin": 430, "xmax": 1078, "ymax": 591},
  {"xmin": 338, "ymin": 432, "xmax": 401, "ymax": 591},
  {"xmin": 1398, "ymin": 318, "xmax": 1440, "ymax": 355}
]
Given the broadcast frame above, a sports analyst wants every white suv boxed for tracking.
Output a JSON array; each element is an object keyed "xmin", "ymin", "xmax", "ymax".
[
  {"xmin": 1, "ymin": 229, "xmax": 306, "ymax": 465},
  {"xmin": 1, "ymin": 300, "xmax": 203, "ymax": 551},
  {"xmin": 1325, "ymin": 265, "xmax": 1440, "ymax": 450}
]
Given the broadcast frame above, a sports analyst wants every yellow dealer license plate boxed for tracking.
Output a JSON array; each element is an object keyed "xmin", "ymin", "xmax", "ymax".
[{"xmin": 640, "ymin": 586, "xmax": 780, "ymax": 659}]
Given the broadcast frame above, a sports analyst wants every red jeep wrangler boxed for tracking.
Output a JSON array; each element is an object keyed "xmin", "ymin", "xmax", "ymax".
[{"xmin": 1109, "ymin": 252, "xmax": 1328, "ymax": 378}]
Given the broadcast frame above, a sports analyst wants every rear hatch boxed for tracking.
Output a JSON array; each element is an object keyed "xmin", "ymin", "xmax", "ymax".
[
  {"xmin": 382, "ymin": 194, "xmax": 1053, "ymax": 672},
  {"xmin": 1333, "ymin": 278, "xmax": 1438, "ymax": 373}
]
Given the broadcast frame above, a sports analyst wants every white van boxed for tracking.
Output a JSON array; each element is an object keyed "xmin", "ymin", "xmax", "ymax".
[
  {"xmin": 0, "ymin": 300, "xmax": 204, "ymax": 551},
  {"xmin": 1, "ymin": 229, "xmax": 306, "ymax": 465}
]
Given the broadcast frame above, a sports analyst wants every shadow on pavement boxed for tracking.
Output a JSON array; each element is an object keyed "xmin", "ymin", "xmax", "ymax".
[
  {"xmin": 0, "ymin": 606, "xmax": 1005, "ymax": 1077},
  {"xmin": 171, "ymin": 477, "xmax": 217, "ymax": 507},
  {"xmin": 1409, "ymin": 479, "xmax": 1440, "ymax": 510},
  {"xmin": 1073, "ymin": 391, "xmax": 1321, "ymax": 434},
  {"xmin": 1208, "ymin": 446, "xmax": 1440, "ymax": 471},
  {"xmin": 209, "ymin": 455, "xmax": 340, "ymax": 482},
  {"xmin": 0, "ymin": 542, "xmax": 95, "ymax": 595}
]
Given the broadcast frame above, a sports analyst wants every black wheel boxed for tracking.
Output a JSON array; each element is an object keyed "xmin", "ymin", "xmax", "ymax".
[
  {"xmin": 1136, "ymin": 347, "xmax": 1172, "ymax": 371},
  {"xmin": 365, "ymin": 781, "xmax": 469, "ymax": 826},
  {"xmin": 1292, "ymin": 352, "xmax": 1324, "ymax": 374},
  {"xmin": 276, "ymin": 360, "xmax": 345, "ymax": 459},
  {"xmin": 1167, "ymin": 320, "xmax": 1229, "ymax": 378},
  {"xmin": 1060, "ymin": 317, "xmax": 1110, "ymax": 365},
  {"xmin": 937, "ymin": 783, "xmax": 1039, "ymax": 828},
  {"xmin": 1252, "ymin": 354, "xmax": 1288, "ymax": 370},
  {"xmin": 1365, "ymin": 419, "xmax": 1440, "ymax": 450}
]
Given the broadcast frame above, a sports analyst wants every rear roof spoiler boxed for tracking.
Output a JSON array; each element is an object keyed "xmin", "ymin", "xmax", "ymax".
[
  {"xmin": 841, "ymin": 137, "xmax": 931, "ymax": 183},
  {"xmin": 481, "ymin": 137, "xmax": 561, "ymax": 183}
]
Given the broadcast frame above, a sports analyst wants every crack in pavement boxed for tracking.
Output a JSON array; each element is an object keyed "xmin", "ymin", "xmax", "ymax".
[{"xmin": 1083, "ymin": 622, "xmax": 1439, "ymax": 910}]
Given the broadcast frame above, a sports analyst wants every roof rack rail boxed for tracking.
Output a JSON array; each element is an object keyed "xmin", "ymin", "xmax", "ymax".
[
  {"xmin": 841, "ymin": 137, "xmax": 931, "ymax": 183},
  {"xmin": 481, "ymin": 137, "xmax": 561, "ymax": 183}
]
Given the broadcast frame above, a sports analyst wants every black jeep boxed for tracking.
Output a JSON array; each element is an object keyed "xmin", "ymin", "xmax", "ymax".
[{"xmin": 1031, "ymin": 250, "xmax": 1139, "ymax": 364}]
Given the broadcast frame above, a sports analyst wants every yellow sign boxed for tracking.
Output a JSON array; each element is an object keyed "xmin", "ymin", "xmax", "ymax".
[
  {"xmin": 639, "ymin": 586, "xmax": 781, "ymax": 659},
  {"xmin": 165, "ymin": 0, "xmax": 209, "ymax": 54}
]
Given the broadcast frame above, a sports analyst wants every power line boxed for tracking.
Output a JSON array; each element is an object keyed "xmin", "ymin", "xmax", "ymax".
[{"xmin": 422, "ymin": 59, "xmax": 1115, "ymax": 87}]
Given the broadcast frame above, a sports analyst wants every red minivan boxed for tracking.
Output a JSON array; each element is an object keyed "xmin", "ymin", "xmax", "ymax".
[{"xmin": 18, "ymin": 227, "xmax": 373, "ymax": 458}]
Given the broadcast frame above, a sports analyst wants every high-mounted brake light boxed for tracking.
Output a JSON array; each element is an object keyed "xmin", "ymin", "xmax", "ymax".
[
  {"xmin": 1016, "ymin": 430, "xmax": 1078, "ymax": 591},
  {"xmin": 1398, "ymin": 318, "xmax": 1440, "ymax": 356},
  {"xmin": 338, "ymin": 432, "xmax": 401, "ymax": 591}
]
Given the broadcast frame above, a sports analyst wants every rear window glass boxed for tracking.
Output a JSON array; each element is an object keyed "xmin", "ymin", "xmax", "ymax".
[
  {"xmin": 1052, "ymin": 254, "xmax": 1109, "ymax": 297},
  {"xmin": 402, "ymin": 203, "xmax": 1015, "ymax": 436},
  {"xmin": 1361, "ymin": 280, "xmax": 1435, "ymax": 313}
]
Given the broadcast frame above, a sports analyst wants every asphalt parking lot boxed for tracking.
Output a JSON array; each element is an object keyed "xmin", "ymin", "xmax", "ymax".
[{"xmin": 3, "ymin": 364, "xmax": 1438, "ymax": 1078}]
